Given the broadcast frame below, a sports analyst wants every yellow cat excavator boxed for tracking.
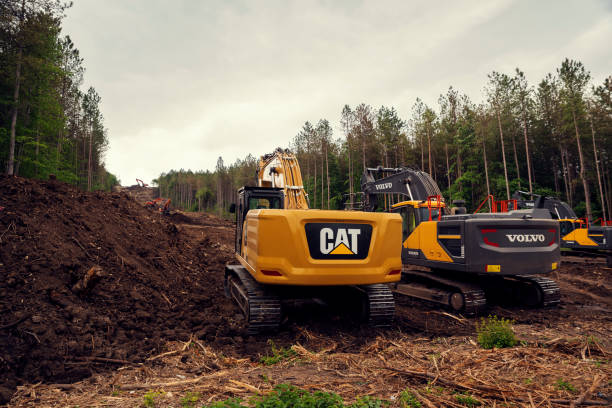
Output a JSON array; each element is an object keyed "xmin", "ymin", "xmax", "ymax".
[{"xmin": 224, "ymin": 149, "xmax": 402, "ymax": 334}]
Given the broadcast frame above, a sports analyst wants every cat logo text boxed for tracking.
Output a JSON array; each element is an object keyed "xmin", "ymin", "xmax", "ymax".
[
  {"xmin": 305, "ymin": 223, "xmax": 373, "ymax": 260},
  {"xmin": 320, "ymin": 228, "xmax": 361, "ymax": 255}
]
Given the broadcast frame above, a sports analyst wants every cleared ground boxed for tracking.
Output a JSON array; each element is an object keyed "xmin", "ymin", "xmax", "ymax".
[{"xmin": 1, "ymin": 179, "xmax": 610, "ymax": 407}]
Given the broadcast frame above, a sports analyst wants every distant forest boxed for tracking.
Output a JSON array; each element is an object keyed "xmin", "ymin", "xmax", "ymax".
[
  {"xmin": 157, "ymin": 60, "xmax": 611, "ymax": 222},
  {"xmin": 0, "ymin": 0, "xmax": 117, "ymax": 190}
]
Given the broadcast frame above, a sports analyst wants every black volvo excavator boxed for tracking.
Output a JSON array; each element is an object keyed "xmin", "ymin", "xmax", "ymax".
[{"xmin": 361, "ymin": 167, "xmax": 562, "ymax": 315}]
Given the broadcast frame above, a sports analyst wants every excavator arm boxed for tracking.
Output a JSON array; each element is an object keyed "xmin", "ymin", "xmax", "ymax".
[
  {"xmin": 360, "ymin": 167, "xmax": 444, "ymax": 212},
  {"xmin": 257, "ymin": 148, "xmax": 309, "ymax": 209}
]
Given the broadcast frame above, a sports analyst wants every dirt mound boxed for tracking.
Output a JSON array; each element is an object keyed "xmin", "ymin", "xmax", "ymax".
[
  {"xmin": 0, "ymin": 176, "xmax": 239, "ymax": 403},
  {"xmin": 169, "ymin": 211, "xmax": 198, "ymax": 225}
]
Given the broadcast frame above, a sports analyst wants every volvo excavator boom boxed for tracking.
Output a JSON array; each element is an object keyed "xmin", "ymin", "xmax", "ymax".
[{"xmin": 361, "ymin": 167, "xmax": 446, "ymax": 212}]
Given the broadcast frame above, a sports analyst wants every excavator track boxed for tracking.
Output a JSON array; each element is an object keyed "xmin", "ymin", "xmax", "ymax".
[
  {"xmin": 393, "ymin": 270, "xmax": 487, "ymax": 316},
  {"xmin": 358, "ymin": 284, "xmax": 395, "ymax": 327},
  {"xmin": 513, "ymin": 275, "xmax": 561, "ymax": 307},
  {"xmin": 224, "ymin": 266, "xmax": 281, "ymax": 335}
]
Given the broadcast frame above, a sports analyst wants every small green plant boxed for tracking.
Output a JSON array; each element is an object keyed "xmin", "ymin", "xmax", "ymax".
[
  {"xmin": 348, "ymin": 395, "xmax": 388, "ymax": 408},
  {"xmin": 203, "ymin": 397, "xmax": 246, "ymax": 408},
  {"xmin": 476, "ymin": 315, "xmax": 517, "ymax": 349},
  {"xmin": 399, "ymin": 389, "xmax": 422, "ymax": 407},
  {"xmin": 260, "ymin": 340, "xmax": 297, "ymax": 366},
  {"xmin": 593, "ymin": 359, "xmax": 607, "ymax": 368},
  {"xmin": 180, "ymin": 391, "xmax": 201, "ymax": 408},
  {"xmin": 454, "ymin": 393, "xmax": 481, "ymax": 407},
  {"xmin": 142, "ymin": 391, "xmax": 162, "ymax": 408},
  {"xmin": 423, "ymin": 384, "xmax": 444, "ymax": 395},
  {"xmin": 556, "ymin": 379, "xmax": 577, "ymax": 392},
  {"xmin": 523, "ymin": 377, "xmax": 533, "ymax": 385},
  {"xmin": 251, "ymin": 384, "xmax": 343, "ymax": 408}
]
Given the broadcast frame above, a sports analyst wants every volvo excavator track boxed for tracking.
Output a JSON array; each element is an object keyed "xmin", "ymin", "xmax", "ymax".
[
  {"xmin": 392, "ymin": 270, "xmax": 486, "ymax": 316},
  {"xmin": 513, "ymin": 275, "xmax": 561, "ymax": 307},
  {"xmin": 393, "ymin": 269, "xmax": 560, "ymax": 315},
  {"xmin": 224, "ymin": 265, "xmax": 282, "ymax": 335}
]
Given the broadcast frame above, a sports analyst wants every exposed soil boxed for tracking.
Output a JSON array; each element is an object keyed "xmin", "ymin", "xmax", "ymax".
[
  {"xmin": 1, "ymin": 176, "xmax": 611, "ymax": 406},
  {"xmin": 0, "ymin": 177, "xmax": 240, "ymax": 404}
]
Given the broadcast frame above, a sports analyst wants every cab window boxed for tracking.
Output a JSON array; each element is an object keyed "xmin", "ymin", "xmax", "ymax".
[
  {"xmin": 559, "ymin": 221, "xmax": 574, "ymax": 237},
  {"xmin": 396, "ymin": 206, "xmax": 417, "ymax": 240},
  {"xmin": 248, "ymin": 197, "xmax": 281, "ymax": 210},
  {"xmin": 418, "ymin": 207, "xmax": 440, "ymax": 221}
]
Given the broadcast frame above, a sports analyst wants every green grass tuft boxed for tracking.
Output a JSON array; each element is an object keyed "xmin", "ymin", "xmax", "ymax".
[
  {"xmin": 399, "ymin": 389, "xmax": 422, "ymax": 407},
  {"xmin": 476, "ymin": 315, "xmax": 517, "ymax": 349},
  {"xmin": 454, "ymin": 392, "xmax": 481, "ymax": 407},
  {"xmin": 260, "ymin": 340, "xmax": 298, "ymax": 366},
  {"xmin": 201, "ymin": 384, "xmax": 392, "ymax": 408},
  {"xmin": 556, "ymin": 379, "xmax": 577, "ymax": 392}
]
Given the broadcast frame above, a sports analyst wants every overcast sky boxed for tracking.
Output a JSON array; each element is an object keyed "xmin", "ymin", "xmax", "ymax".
[{"xmin": 62, "ymin": 0, "xmax": 612, "ymax": 186}]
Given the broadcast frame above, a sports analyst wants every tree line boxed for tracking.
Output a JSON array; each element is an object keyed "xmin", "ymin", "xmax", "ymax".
[
  {"xmin": 162, "ymin": 59, "xmax": 611, "ymax": 222},
  {"xmin": 1, "ymin": 0, "xmax": 117, "ymax": 190}
]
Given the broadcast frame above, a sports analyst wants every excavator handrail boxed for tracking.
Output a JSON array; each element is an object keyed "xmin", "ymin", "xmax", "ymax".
[
  {"xmin": 474, "ymin": 195, "xmax": 517, "ymax": 213},
  {"xmin": 496, "ymin": 199, "xmax": 517, "ymax": 213},
  {"xmin": 426, "ymin": 195, "xmax": 442, "ymax": 221},
  {"xmin": 474, "ymin": 195, "xmax": 494, "ymax": 214}
]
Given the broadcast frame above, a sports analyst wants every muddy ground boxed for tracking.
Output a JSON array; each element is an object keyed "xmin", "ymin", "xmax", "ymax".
[{"xmin": 1, "ymin": 177, "xmax": 610, "ymax": 407}]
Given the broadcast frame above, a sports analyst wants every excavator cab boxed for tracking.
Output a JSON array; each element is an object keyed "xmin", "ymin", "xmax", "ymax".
[
  {"xmin": 232, "ymin": 186, "xmax": 284, "ymax": 254},
  {"xmin": 390, "ymin": 200, "xmax": 445, "ymax": 243}
]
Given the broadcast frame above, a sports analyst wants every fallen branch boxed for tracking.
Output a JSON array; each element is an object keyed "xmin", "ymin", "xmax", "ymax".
[
  {"xmin": 73, "ymin": 356, "xmax": 137, "ymax": 365},
  {"xmin": 553, "ymin": 399, "xmax": 610, "ymax": 406},
  {"xmin": 229, "ymin": 379, "xmax": 260, "ymax": 393},
  {"xmin": 119, "ymin": 369, "xmax": 231, "ymax": 390},
  {"xmin": 120, "ymin": 375, "xmax": 205, "ymax": 391},
  {"xmin": 570, "ymin": 375, "xmax": 604, "ymax": 408},
  {"xmin": 71, "ymin": 237, "xmax": 93, "ymax": 259},
  {"xmin": 48, "ymin": 384, "xmax": 78, "ymax": 390},
  {"xmin": 147, "ymin": 339, "xmax": 191, "ymax": 361},
  {"xmin": 0, "ymin": 314, "xmax": 31, "ymax": 330},
  {"xmin": 382, "ymin": 366, "xmax": 511, "ymax": 395}
]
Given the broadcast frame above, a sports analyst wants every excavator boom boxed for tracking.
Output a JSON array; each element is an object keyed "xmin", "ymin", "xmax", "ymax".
[
  {"xmin": 257, "ymin": 148, "xmax": 309, "ymax": 209},
  {"xmin": 361, "ymin": 167, "xmax": 445, "ymax": 212}
]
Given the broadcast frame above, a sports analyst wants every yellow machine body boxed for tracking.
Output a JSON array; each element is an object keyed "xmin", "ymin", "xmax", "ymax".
[
  {"xmin": 559, "ymin": 219, "xmax": 599, "ymax": 246},
  {"xmin": 403, "ymin": 221, "xmax": 454, "ymax": 263},
  {"xmin": 236, "ymin": 209, "xmax": 402, "ymax": 286},
  {"xmin": 391, "ymin": 200, "xmax": 453, "ymax": 263}
]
